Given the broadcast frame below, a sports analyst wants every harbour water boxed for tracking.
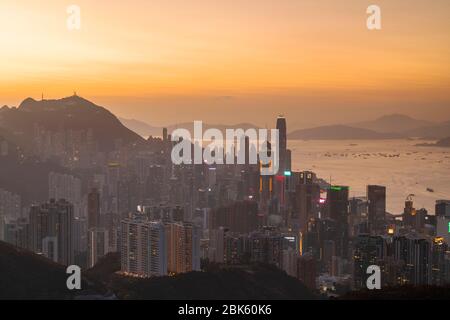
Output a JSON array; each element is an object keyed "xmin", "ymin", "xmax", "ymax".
[{"xmin": 289, "ymin": 139, "xmax": 450, "ymax": 214}]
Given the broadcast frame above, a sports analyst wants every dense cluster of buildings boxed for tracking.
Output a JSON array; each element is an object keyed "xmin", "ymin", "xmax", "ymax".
[{"xmin": 1, "ymin": 115, "xmax": 449, "ymax": 295}]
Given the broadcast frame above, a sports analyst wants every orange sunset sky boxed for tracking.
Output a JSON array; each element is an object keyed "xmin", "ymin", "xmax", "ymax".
[{"xmin": 0, "ymin": 0, "xmax": 449, "ymax": 127}]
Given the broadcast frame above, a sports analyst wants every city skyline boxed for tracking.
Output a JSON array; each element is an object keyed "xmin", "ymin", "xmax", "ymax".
[
  {"xmin": 1, "ymin": 0, "xmax": 450, "ymax": 302},
  {"xmin": 0, "ymin": 96, "xmax": 449, "ymax": 299}
]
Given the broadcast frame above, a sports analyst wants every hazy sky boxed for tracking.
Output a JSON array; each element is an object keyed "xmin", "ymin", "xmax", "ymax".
[{"xmin": 1, "ymin": 0, "xmax": 449, "ymax": 127}]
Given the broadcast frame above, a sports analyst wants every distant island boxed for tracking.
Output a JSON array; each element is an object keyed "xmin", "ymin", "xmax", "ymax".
[
  {"xmin": 415, "ymin": 137, "xmax": 450, "ymax": 148},
  {"xmin": 287, "ymin": 125, "xmax": 404, "ymax": 140}
]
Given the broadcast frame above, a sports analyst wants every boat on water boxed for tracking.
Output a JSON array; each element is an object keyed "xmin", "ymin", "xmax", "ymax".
[{"xmin": 426, "ymin": 188, "xmax": 434, "ymax": 193}]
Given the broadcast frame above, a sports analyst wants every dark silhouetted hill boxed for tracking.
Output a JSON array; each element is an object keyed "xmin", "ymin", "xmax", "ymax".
[
  {"xmin": 0, "ymin": 95, "xmax": 144, "ymax": 152},
  {"xmin": 119, "ymin": 117, "xmax": 162, "ymax": 137},
  {"xmin": 86, "ymin": 252, "xmax": 121, "ymax": 284},
  {"xmin": 0, "ymin": 241, "xmax": 102, "ymax": 299},
  {"xmin": 290, "ymin": 114, "xmax": 448, "ymax": 139},
  {"xmin": 340, "ymin": 285, "xmax": 450, "ymax": 300},
  {"xmin": 86, "ymin": 254, "xmax": 316, "ymax": 300}
]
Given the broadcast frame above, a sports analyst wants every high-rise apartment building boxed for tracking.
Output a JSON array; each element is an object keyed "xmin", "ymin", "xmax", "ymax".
[
  {"xmin": 327, "ymin": 186, "xmax": 349, "ymax": 258},
  {"xmin": 49, "ymin": 172, "xmax": 82, "ymax": 217},
  {"xmin": 29, "ymin": 199, "xmax": 74, "ymax": 265},
  {"xmin": 88, "ymin": 188, "xmax": 100, "ymax": 229},
  {"xmin": 276, "ymin": 115, "xmax": 287, "ymax": 174},
  {"xmin": 0, "ymin": 189, "xmax": 21, "ymax": 219},
  {"xmin": 88, "ymin": 227, "xmax": 110, "ymax": 268},
  {"xmin": 120, "ymin": 218, "xmax": 167, "ymax": 277},
  {"xmin": 166, "ymin": 222, "xmax": 200, "ymax": 274},
  {"xmin": 436, "ymin": 200, "xmax": 450, "ymax": 245},
  {"xmin": 294, "ymin": 171, "xmax": 320, "ymax": 233},
  {"xmin": 367, "ymin": 185, "xmax": 386, "ymax": 234}
]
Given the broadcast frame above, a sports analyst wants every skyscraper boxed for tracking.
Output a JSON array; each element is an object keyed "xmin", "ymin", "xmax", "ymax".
[
  {"xmin": 49, "ymin": 172, "xmax": 82, "ymax": 218},
  {"xmin": 0, "ymin": 189, "xmax": 21, "ymax": 219},
  {"xmin": 403, "ymin": 195, "xmax": 416, "ymax": 228},
  {"xmin": 367, "ymin": 185, "xmax": 386, "ymax": 234},
  {"xmin": 410, "ymin": 238, "xmax": 432, "ymax": 285},
  {"xmin": 353, "ymin": 235, "xmax": 387, "ymax": 290},
  {"xmin": 431, "ymin": 237, "xmax": 448, "ymax": 286},
  {"xmin": 393, "ymin": 236, "xmax": 432, "ymax": 285},
  {"xmin": 248, "ymin": 229, "xmax": 283, "ymax": 268},
  {"xmin": 296, "ymin": 253, "xmax": 317, "ymax": 290},
  {"xmin": 294, "ymin": 171, "xmax": 320, "ymax": 233},
  {"xmin": 327, "ymin": 186, "xmax": 349, "ymax": 258},
  {"xmin": 276, "ymin": 115, "xmax": 287, "ymax": 174},
  {"xmin": 73, "ymin": 216, "xmax": 87, "ymax": 265},
  {"xmin": 165, "ymin": 222, "xmax": 200, "ymax": 274},
  {"xmin": 29, "ymin": 199, "xmax": 74, "ymax": 265},
  {"xmin": 209, "ymin": 200, "xmax": 259, "ymax": 234},
  {"xmin": 349, "ymin": 196, "xmax": 368, "ymax": 236},
  {"xmin": 88, "ymin": 227, "xmax": 110, "ymax": 268},
  {"xmin": 120, "ymin": 218, "xmax": 167, "ymax": 277},
  {"xmin": 436, "ymin": 200, "xmax": 450, "ymax": 217},
  {"xmin": 435, "ymin": 200, "xmax": 450, "ymax": 246},
  {"xmin": 208, "ymin": 227, "xmax": 225, "ymax": 263},
  {"xmin": 88, "ymin": 188, "xmax": 100, "ymax": 229}
]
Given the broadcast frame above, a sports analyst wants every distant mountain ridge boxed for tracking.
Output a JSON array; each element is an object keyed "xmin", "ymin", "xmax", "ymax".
[
  {"xmin": 404, "ymin": 121, "xmax": 450, "ymax": 139},
  {"xmin": 119, "ymin": 117, "xmax": 161, "ymax": 137},
  {"xmin": 119, "ymin": 117, "xmax": 261, "ymax": 138},
  {"xmin": 416, "ymin": 136, "xmax": 450, "ymax": 148},
  {"xmin": 121, "ymin": 114, "xmax": 449, "ymax": 140},
  {"xmin": 0, "ymin": 240, "xmax": 103, "ymax": 299},
  {"xmin": 287, "ymin": 115, "xmax": 449, "ymax": 140},
  {"xmin": 2, "ymin": 97, "xmax": 448, "ymax": 142},
  {"xmin": 352, "ymin": 114, "xmax": 449, "ymax": 139},
  {"xmin": 288, "ymin": 125, "xmax": 403, "ymax": 140},
  {"xmin": 352, "ymin": 114, "xmax": 434, "ymax": 133}
]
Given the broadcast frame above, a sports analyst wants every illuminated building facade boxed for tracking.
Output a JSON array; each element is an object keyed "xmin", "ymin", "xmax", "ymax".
[{"xmin": 120, "ymin": 218, "xmax": 167, "ymax": 277}]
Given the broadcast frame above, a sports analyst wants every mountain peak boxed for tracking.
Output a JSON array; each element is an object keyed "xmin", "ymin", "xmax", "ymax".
[
  {"xmin": 352, "ymin": 114, "xmax": 434, "ymax": 134},
  {"xmin": 61, "ymin": 94, "xmax": 90, "ymax": 104},
  {"xmin": 18, "ymin": 97, "xmax": 38, "ymax": 109},
  {"xmin": 18, "ymin": 95, "xmax": 96, "ymax": 111}
]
